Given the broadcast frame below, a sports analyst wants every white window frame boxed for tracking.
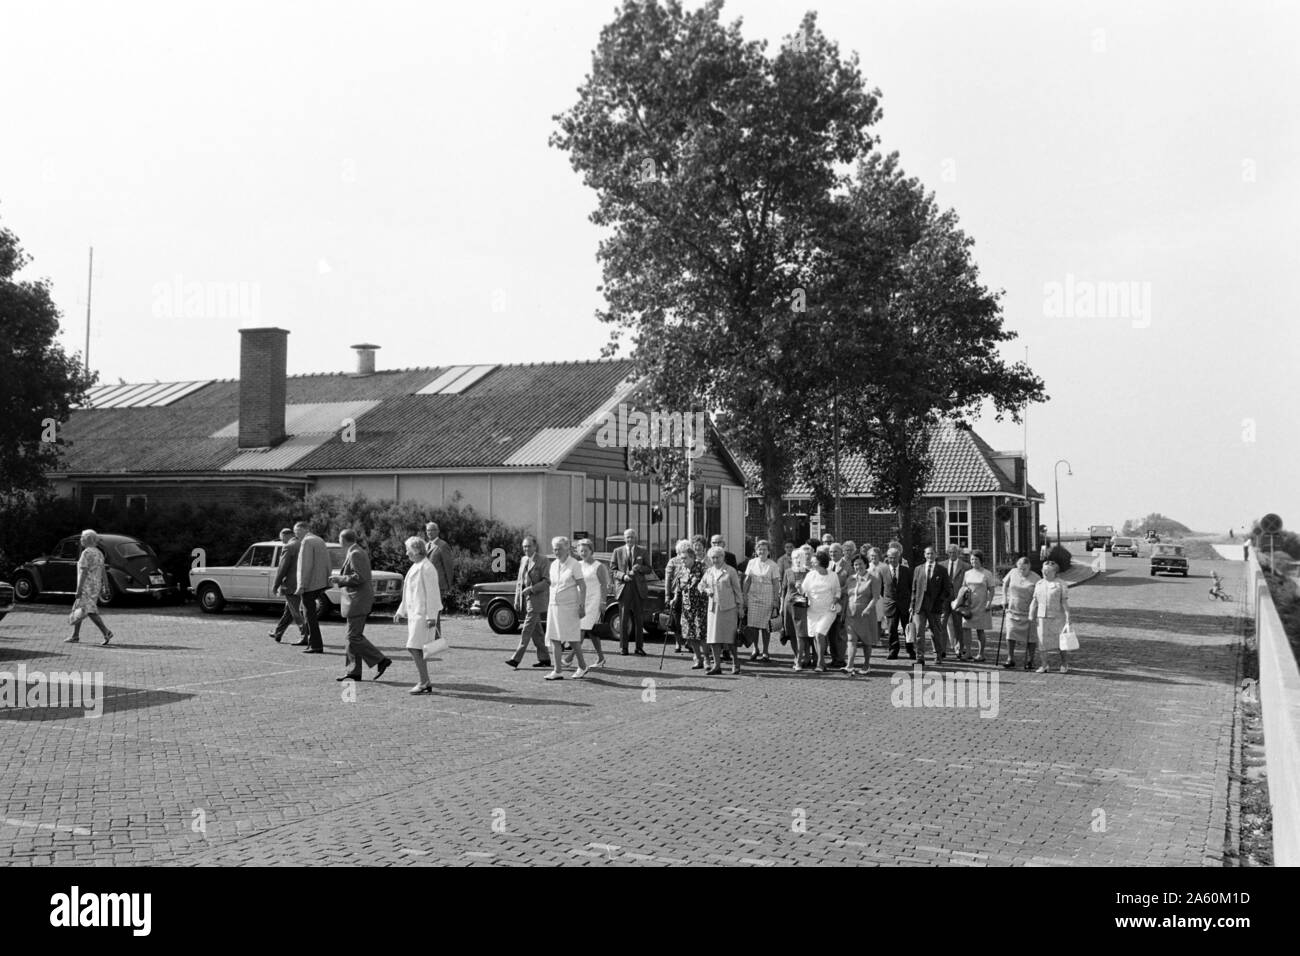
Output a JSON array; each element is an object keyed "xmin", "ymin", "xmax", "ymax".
[
  {"xmin": 945, "ymin": 496, "xmax": 971, "ymax": 550},
  {"xmin": 91, "ymin": 495, "xmax": 112, "ymax": 515},
  {"xmin": 126, "ymin": 494, "xmax": 148, "ymax": 512}
]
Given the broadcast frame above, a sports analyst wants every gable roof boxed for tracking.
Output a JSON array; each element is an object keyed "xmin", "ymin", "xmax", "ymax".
[
  {"xmin": 741, "ymin": 422, "xmax": 1044, "ymax": 499},
  {"xmin": 54, "ymin": 360, "xmax": 645, "ymax": 476}
]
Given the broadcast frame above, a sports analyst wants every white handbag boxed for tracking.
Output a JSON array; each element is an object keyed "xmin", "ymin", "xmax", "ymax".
[
  {"xmin": 1059, "ymin": 623, "xmax": 1079, "ymax": 652},
  {"xmin": 423, "ymin": 621, "xmax": 449, "ymax": 660}
]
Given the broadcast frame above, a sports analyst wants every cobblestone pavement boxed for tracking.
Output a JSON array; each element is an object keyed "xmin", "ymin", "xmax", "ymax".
[{"xmin": 0, "ymin": 550, "xmax": 1244, "ymax": 865}]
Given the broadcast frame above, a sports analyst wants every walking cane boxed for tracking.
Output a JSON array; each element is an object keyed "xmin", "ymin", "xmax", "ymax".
[
  {"xmin": 658, "ymin": 609, "xmax": 670, "ymax": 671},
  {"xmin": 993, "ymin": 601, "xmax": 1007, "ymax": 668}
]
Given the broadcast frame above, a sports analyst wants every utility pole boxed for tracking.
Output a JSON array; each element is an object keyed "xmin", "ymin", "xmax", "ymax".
[
  {"xmin": 84, "ymin": 246, "xmax": 94, "ymax": 374},
  {"xmin": 833, "ymin": 390, "xmax": 841, "ymax": 541}
]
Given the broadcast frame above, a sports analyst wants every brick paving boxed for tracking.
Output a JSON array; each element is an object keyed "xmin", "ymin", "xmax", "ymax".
[{"xmin": 0, "ymin": 550, "xmax": 1244, "ymax": 865}]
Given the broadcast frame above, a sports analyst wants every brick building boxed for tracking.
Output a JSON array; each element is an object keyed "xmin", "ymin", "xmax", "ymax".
[{"xmin": 743, "ymin": 422, "xmax": 1044, "ymax": 572}]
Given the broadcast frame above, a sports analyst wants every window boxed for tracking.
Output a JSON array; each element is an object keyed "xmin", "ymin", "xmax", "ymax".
[
  {"xmin": 116, "ymin": 542, "xmax": 150, "ymax": 560},
  {"xmin": 610, "ymin": 480, "xmax": 629, "ymax": 538},
  {"xmin": 126, "ymin": 494, "xmax": 147, "ymax": 513},
  {"xmin": 946, "ymin": 497, "xmax": 971, "ymax": 549},
  {"xmin": 91, "ymin": 495, "xmax": 112, "ymax": 515},
  {"xmin": 57, "ymin": 538, "xmax": 82, "ymax": 559}
]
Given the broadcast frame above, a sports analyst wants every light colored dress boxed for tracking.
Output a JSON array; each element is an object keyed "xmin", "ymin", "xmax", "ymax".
[
  {"xmin": 1002, "ymin": 569, "xmax": 1041, "ymax": 642},
  {"xmin": 802, "ymin": 568, "xmax": 841, "ymax": 637},
  {"xmin": 396, "ymin": 558, "xmax": 442, "ymax": 649},
  {"xmin": 545, "ymin": 554, "xmax": 584, "ymax": 644},
  {"xmin": 72, "ymin": 546, "xmax": 106, "ymax": 616},
  {"xmin": 961, "ymin": 567, "xmax": 998, "ymax": 630},
  {"xmin": 743, "ymin": 557, "xmax": 780, "ymax": 631},
  {"xmin": 578, "ymin": 559, "xmax": 608, "ymax": 631},
  {"xmin": 1030, "ymin": 577, "xmax": 1069, "ymax": 645},
  {"xmin": 700, "ymin": 564, "xmax": 742, "ymax": 645}
]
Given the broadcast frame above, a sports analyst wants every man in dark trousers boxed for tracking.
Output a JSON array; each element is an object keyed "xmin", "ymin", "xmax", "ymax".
[
  {"xmin": 910, "ymin": 545, "xmax": 953, "ymax": 666},
  {"xmin": 424, "ymin": 521, "xmax": 455, "ymax": 614},
  {"xmin": 506, "ymin": 534, "xmax": 551, "ymax": 669},
  {"xmin": 294, "ymin": 521, "xmax": 330, "ymax": 653},
  {"xmin": 613, "ymin": 528, "xmax": 651, "ymax": 656},
  {"xmin": 880, "ymin": 546, "xmax": 913, "ymax": 659},
  {"xmin": 942, "ymin": 544, "xmax": 972, "ymax": 660},
  {"xmin": 269, "ymin": 527, "xmax": 308, "ymax": 643},
  {"xmin": 331, "ymin": 529, "xmax": 392, "ymax": 682}
]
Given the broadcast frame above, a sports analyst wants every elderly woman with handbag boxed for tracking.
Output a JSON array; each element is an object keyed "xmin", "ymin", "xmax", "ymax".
[
  {"xmin": 1000, "ymin": 555, "xmax": 1041, "ymax": 670},
  {"xmin": 741, "ymin": 539, "xmax": 781, "ymax": 664},
  {"xmin": 65, "ymin": 529, "xmax": 113, "ymax": 645},
  {"xmin": 782, "ymin": 545, "xmax": 813, "ymax": 670},
  {"xmin": 393, "ymin": 536, "xmax": 443, "ymax": 695},
  {"xmin": 699, "ymin": 545, "xmax": 744, "ymax": 675},
  {"xmin": 563, "ymin": 538, "xmax": 611, "ymax": 670},
  {"xmin": 956, "ymin": 550, "xmax": 999, "ymax": 662},
  {"xmin": 1028, "ymin": 560, "xmax": 1072, "ymax": 673},
  {"xmin": 799, "ymin": 549, "xmax": 842, "ymax": 673},
  {"xmin": 544, "ymin": 536, "xmax": 587, "ymax": 680}
]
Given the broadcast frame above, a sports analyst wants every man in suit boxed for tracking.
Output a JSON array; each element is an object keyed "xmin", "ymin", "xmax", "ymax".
[
  {"xmin": 424, "ymin": 522, "xmax": 455, "ymax": 615},
  {"xmin": 294, "ymin": 521, "xmax": 330, "ymax": 654},
  {"xmin": 507, "ymin": 534, "xmax": 551, "ymax": 668},
  {"xmin": 614, "ymin": 528, "xmax": 651, "ymax": 656},
  {"xmin": 826, "ymin": 543, "xmax": 849, "ymax": 667},
  {"xmin": 710, "ymin": 535, "xmax": 738, "ymax": 569},
  {"xmin": 331, "ymin": 529, "xmax": 392, "ymax": 682},
  {"xmin": 880, "ymin": 547, "xmax": 913, "ymax": 659},
  {"xmin": 910, "ymin": 545, "xmax": 953, "ymax": 665},
  {"xmin": 269, "ymin": 527, "xmax": 308, "ymax": 644},
  {"xmin": 942, "ymin": 544, "xmax": 972, "ymax": 659}
]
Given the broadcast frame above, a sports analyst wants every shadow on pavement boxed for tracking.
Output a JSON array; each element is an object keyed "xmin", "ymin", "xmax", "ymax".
[
  {"xmin": 0, "ymin": 684, "xmax": 195, "ymax": 721},
  {"xmin": 0, "ymin": 648, "xmax": 69, "ymax": 664},
  {"xmin": 426, "ymin": 683, "xmax": 591, "ymax": 708}
]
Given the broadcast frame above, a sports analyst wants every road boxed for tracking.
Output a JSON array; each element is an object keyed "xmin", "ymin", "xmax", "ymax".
[{"xmin": 0, "ymin": 550, "xmax": 1245, "ymax": 865}]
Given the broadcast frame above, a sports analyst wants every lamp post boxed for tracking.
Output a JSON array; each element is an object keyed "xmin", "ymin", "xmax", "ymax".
[{"xmin": 1054, "ymin": 459, "xmax": 1073, "ymax": 548}]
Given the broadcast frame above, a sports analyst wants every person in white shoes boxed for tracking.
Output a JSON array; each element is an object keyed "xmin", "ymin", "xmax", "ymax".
[
  {"xmin": 544, "ymin": 536, "xmax": 587, "ymax": 680},
  {"xmin": 564, "ymin": 538, "xmax": 610, "ymax": 671},
  {"xmin": 393, "ymin": 536, "xmax": 442, "ymax": 694}
]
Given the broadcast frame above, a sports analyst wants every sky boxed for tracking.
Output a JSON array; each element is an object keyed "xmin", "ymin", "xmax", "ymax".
[{"xmin": 2, "ymin": 0, "xmax": 1296, "ymax": 534}]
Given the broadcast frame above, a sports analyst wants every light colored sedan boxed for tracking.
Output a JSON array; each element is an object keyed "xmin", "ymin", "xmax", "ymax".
[{"xmin": 190, "ymin": 540, "xmax": 402, "ymax": 616}]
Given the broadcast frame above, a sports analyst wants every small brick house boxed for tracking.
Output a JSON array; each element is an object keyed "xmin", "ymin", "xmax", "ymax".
[{"xmin": 743, "ymin": 422, "xmax": 1045, "ymax": 571}]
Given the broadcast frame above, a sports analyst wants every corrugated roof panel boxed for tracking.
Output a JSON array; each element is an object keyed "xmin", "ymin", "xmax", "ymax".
[
  {"xmin": 210, "ymin": 400, "xmax": 380, "ymax": 439},
  {"xmin": 502, "ymin": 427, "xmax": 589, "ymax": 467},
  {"xmin": 96, "ymin": 383, "xmax": 159, "ymax": 408},
  {"xmin": 119, "ymin": 382, "xmax": 175, "ymax": 406},
  {"xmin": 439, "ymin": 363, "xmax": 497, "ymax": 394},
  {"xmin": 415, "ymin": 366, "xmax": 470, "ymax": 395},
  {"xmin": 219, "ymin": 434, "xmax": 329, "ymax": 472},
  {"xmin": 144, "ymin": 380, "xmax": 212, "ymax": 407},
  {"xmin": 81, "ymin": 384, "xmax": 130, "ymax": 408}
]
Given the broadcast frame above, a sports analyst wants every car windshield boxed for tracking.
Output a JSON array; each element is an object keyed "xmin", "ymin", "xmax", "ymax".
[{"xmin": 1153, "ymin": 545, "xmax": 1183, "ymax": 556}]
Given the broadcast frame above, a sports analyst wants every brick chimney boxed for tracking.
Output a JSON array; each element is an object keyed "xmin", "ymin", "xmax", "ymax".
[
  {"xmin": 238, "ymin": 327, "xmax": 289, "ymax": 448},
  {"xmin": 351, "ymin": 343, "xmax": 380, "ymax": 376}
]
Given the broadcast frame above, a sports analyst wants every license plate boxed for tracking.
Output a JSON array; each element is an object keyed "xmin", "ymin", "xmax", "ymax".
[{"xmin": 149, "ymin": 575, "xmax": 165, "ymax": 585}]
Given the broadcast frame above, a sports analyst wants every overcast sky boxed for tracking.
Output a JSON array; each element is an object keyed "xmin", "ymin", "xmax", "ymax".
[{"xmin": 2, "ymin": 0, "xmax": 1296, "ymax": 534}]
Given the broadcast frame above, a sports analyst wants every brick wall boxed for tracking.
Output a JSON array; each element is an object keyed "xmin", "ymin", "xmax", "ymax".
[{"xmin": 237, "ymin": 327, "xmax": 289, "ymax": 448}]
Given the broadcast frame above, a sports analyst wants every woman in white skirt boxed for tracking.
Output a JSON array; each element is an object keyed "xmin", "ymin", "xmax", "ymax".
[
  {"xmin": 393, "ymin": 536, "xmax": 443, "ymax": 694},
  {"xmin": 563, "ymin": 538, "xmax": 610, "ymax": 669},
  {"xmin": 1028, "ymin": 560, "xmax": 1072, "ymax": 673},
  {"xmin": 545, "ymin": 536, "xmax": 587, "ymax": 680},
  {"xmin": 799, "ymin": 550, "xmax": 842, "ymax": 673}
]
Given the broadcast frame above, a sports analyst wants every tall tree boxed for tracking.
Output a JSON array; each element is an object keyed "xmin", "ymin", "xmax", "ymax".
[
  {"xmin": 552, "ymin": 1, "xmax": 884, "ymax": 546},
  {"xmin": 0, "ymin": 212, "xmax": 96, "ymax": 499}
]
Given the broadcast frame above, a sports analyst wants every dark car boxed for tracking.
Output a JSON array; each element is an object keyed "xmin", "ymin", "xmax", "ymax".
[
  {"xmin": 1085, "ymin": 525, "xmax": 1116, "ymax": 552},
  {"xmin": 1149, "ymin": 543, "xmax": 1188, "ymax": 577},
  {"xmin": 12, "ymin": 534, "xmax": 183, "ymax": 605},
  {"xmin": 0, "ymin": 580, "xmax": 13, "ymax": 621},
  {"xmin": 469, "ymin": 544, "xmax": 667, "ymax": 641}
]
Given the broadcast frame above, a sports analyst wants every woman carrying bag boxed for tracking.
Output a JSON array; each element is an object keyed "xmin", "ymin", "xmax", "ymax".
[
  {"xmin": 66, "ymin": 529, "xmax": 113, "ymax": 646},
  {"xmin": 1027, "ymin": 559, "xmax": 1073, "ymax": 674},
  {"xmin": 393, "ymin": 536, "xmax": 444, "ymax": 695}
]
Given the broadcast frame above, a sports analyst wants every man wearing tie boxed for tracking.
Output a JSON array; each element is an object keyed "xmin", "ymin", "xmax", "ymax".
[
  {"xmin": 880, "ymin": 547, "xmax": 913, "ymax": 659},
  {"xmin": 506, "ymin": 534, "xmax": 551, "ymax": 668},
  {"xmin": 613, "ymin": 528, "xmax": 651, "ymax": 656},
  {"xmin": 910, "ymin": 545, "xmax": 953, "ymax": 666},
  {"xmin": 424, "ymin": 522, "xmax": 455, "ymax": 615},
  {"xmin": 942, "ymin": 544, "xmax": 972, "ymax": 660}
]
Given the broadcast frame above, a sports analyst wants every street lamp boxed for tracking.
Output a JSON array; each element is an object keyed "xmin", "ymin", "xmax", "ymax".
[{"xmin": 1054, "ymin": 459, "xmax": 1073, "ymax": 548}]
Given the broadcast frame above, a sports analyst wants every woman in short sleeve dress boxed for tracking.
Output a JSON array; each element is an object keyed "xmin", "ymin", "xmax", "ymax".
[
  {"xmin": 742, "ymin": 540, "xmax": 781, "ymax": 663},
  {"xmin": 66, "ymin": 529, "xmax": 113, "ymax": 645},
  {"xmin": 676, "ymin": 546, "xmax": 709, "ymax": 669},
  {"xmin": 1000, "ymin": 556, "xmax": 1040, "ymax": 670},
  {"xmin": 1028, "ymin": 560, "xmax": 1072, "ymax": 674}
]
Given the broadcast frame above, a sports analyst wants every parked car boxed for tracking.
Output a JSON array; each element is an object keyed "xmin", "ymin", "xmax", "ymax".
[
  {"xmin": 1110, "ymin": 536, "xmax": 1139, "ymax": 557},
  {"xmin": 1085, "ymin": 525, "xmax": 1116, "ymax": 552},
  {"xmin": 469, "ymin": 542, "xmax": 667, "ymax": 640},
  {"xmin": 1149, "ymin": 543, "xmax": 1189, "ymax": 577},
  {"xmin": 189, "ymin": 540, "xmax": 402, "ymax": 616},
  {"xmin": 0, "ymin": 580, "xmax": 13, "ymax": 620},
  {"xmin": 12, "ymin": 534, "xmax": 182, "ymax": 605}
]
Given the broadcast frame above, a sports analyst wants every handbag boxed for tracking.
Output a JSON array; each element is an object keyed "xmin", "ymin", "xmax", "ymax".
[
  {"xmin": 905, "ymin": 619, "xmax": 916, "ymax": 644},
  {"xmin": 68, "ymin": 605, "xmax": 87, "ymax": 626},
  {"xmin": 952, "ymin": 587, "xmax": 974, "ymax": 620},
  {"xmin": 423, "ymin": 620, "xmax": 450, "ymax": 659},
  {"xmin": 1059, "ymin": 623, "xmax": 1080, "ymax": 652},
  {"xmin": 768, "ymin": 612, "xmax": 783, "ymax": 633}
]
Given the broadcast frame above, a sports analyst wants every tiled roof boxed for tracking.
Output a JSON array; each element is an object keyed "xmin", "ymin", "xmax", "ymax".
[
  {"xmin": 55, "ymin": 360, "xmax": 640, "ymax": 476},
  {"xmin": 741, "ymin": 423, "xmax": 1044, "ymax": 499}
]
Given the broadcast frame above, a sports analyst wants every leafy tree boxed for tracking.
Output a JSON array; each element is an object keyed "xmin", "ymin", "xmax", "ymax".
[{"xmin": 0, "ymin": 213, "xmax": 96, "ymax": 499}]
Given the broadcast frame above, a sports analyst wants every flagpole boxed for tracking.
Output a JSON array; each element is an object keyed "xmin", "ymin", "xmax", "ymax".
[{"xmin": 84, "ymin": 246, "xmax": 94, "ymax": 374}]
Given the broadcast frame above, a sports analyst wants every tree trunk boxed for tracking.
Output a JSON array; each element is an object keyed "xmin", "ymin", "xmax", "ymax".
[
  {"xmin": 761, "ymin": 451, "xmax": 784, "ymax": 549},
  {"xmin": 899, "ymin": 502, "xmax": 914, "ymax": 563}
]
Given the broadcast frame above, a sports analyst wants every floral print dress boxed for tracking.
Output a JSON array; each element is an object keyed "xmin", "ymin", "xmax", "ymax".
[{"xmin": 675, "ymin": 560, "xmax": 708, "ymax": 643}]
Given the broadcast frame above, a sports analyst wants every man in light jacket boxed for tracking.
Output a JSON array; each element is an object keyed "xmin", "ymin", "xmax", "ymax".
[
  {"xmin": 331, "ymin": 529, "xmax": 392, "ymax": 682},
  {"xmin": 295, "ymin": 521, "xmax": 330, "ymax": 653}
]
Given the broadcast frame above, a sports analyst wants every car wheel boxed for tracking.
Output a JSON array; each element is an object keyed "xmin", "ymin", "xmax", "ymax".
[
  {"xmin": 487, "ymin": 601, "xmax": 518, "ymax": 635},
  {"xmin": 1149, "ymin": 569, "xmax": 1156, "ymax": 576},
  {"xmin": 12, "ymin": 573, "xmax": 38, "ymax": 602},
  {"xmin": 98, "ymin": 578, "xmax": 119, "ymax": 607},
  {"xmin": 604, "ymin": 607, "xmax": 624, "ymax": 644},
  {"xmin": 197, "ymin": 583, "xmax": 226, "ymax": 613}
]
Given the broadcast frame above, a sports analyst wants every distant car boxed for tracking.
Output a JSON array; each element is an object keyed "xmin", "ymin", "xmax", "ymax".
[
  {"xmin": 1149, "ymin": 543, "xmax": 1188, "ymax": 577},
  {"xmin": 0, "ymin": 580, "xmax": 13, "ymax": 620},
  {"xmin": 12, "ymin": 534, "xmax": 182, "ymax": 605},
  {"xmin": 1145, "ymin": 530, "xmax": 1161, "ymax": 543},
  {"xmin": 1110, "ymin": 536, "xmax": 1139, "ymax": 557},
  {"xmin": 469, "ymin": 544, "xmax": 667, "ymax": 640},
  {"xmin": 189, "ymin": 540, "xmax": 402, "ymax": 616},
  {"xmin": 1085, "ymin": 525, "xmax": 1116, "ymax": 552}
]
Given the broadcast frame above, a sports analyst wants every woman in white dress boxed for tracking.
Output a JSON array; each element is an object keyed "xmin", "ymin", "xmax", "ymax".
[
  {"xmin": 798, "ymin": 550, "xmax": 841, "ymax": 673},
  {"xmin": 1028, "ymin": 560, "xmax": 1072, "ymax": 673},
  {"xmin": 741, "ymin": 539, "xmax": 781, "ymax": 663},
  {"xmin": 545, "ymin": 536, "xmax": 587, "ymax": 680},
  {"xmin": 563, "ymin": 538, "xmax": 610, "ymax": 669},
  {"xmin": 393, "ymin": 536, "xmax": 443, "ymax": 695}
]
